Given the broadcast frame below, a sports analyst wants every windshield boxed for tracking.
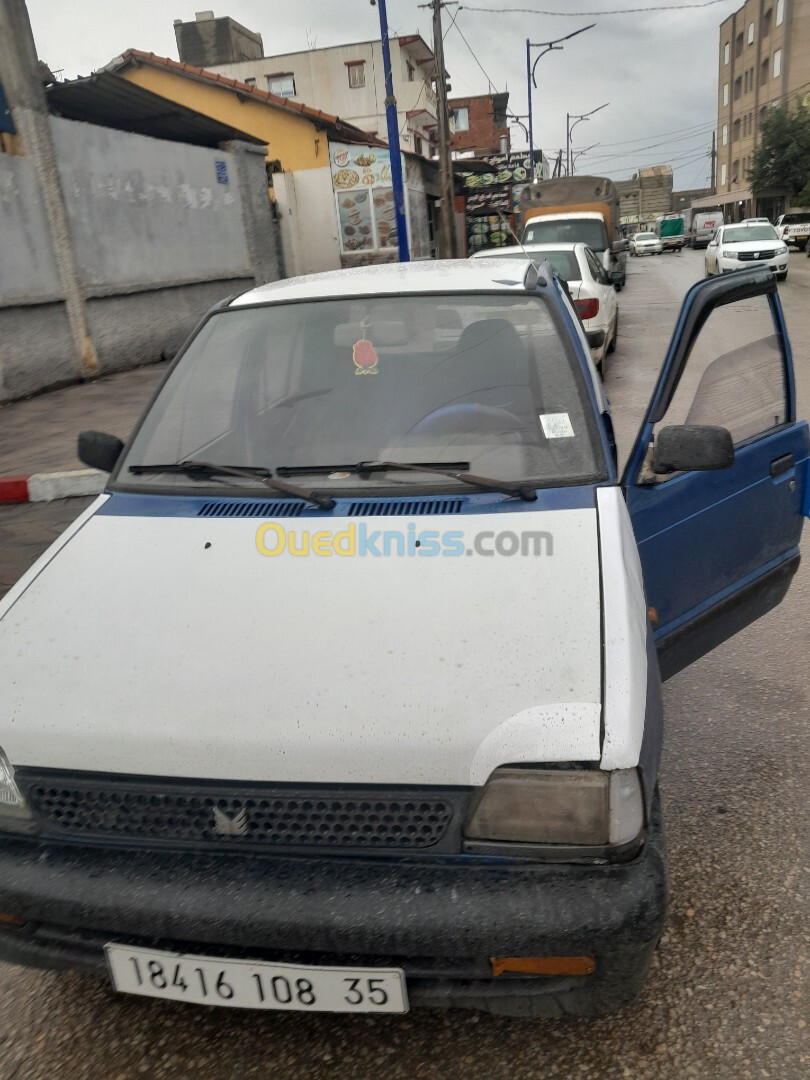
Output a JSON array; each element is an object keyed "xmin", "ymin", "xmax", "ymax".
[
  {"xmin": 117, "ymin": 295, "xmax": 605, "ymax": 495},
  {"xmin": 478, "ymin": 249, "xmax": 580, "ymax": 281},
  {"xmin": 781, "ymin": 214, "xmax": 810, "ymax": 224},
  {"xmin": 723, "ymin": 225, "xmax": 779, "ymax": 242},
  {"xmin": 523, "ymin": 219, "xmax": 608, "ymax": 251},
  {"xmin": 635, "ymin": 233, "xmax": 656, "ymax": 240}
]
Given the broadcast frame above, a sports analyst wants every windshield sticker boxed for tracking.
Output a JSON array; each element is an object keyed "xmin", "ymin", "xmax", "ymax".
[
  {"xmin": 352, "ymin": 338, "xmax": 379, "ymax": 375},
  {"xmin": 540, "ymin": 413, "xmax": 575, "ymax": 439}
]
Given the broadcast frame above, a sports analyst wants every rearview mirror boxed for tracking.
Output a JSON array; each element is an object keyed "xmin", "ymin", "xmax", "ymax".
[
  {"xmin": 78, "ymin": 430, "xmax": 124, "ymax": 473},
  {"xmin": 612, "ymin": 239, "xmax": 629, "ymax": 253},
  {"xmin": 653, "ymin": 425, "xmax": 734, "ymax": 475}
]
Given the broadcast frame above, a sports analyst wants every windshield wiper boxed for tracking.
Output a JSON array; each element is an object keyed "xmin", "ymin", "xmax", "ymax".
[
  {"xmin": 279, "ymin": 460, "xmax": 537, "ymax": 502},
  {"xmin": 128, "ymin": 461, "xmax": 335, "ymax": 509}
]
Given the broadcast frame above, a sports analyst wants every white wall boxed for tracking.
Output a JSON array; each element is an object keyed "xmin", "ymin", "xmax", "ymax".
[{"xmin": 274, "ymin": 167, "xmax": 341, "ymax": 277}]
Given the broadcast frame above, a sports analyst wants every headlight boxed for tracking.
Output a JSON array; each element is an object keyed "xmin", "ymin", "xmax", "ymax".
[
  {"xmin": 464, "ymin": 767, "xmax": 643, "ymax": 847},
  {"xmin": 778, "ymin": 245, "xmax": 788, "ymax": 254},
  {"xmin": 721, "ymin": 248, "xmax": 737, "ymax": 258},
  {"xmin": 0, "ymin": 748, "xmax": 32, "ymax": 830}
]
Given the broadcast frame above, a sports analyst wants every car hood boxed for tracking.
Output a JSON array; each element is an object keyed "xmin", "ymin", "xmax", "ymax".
[
  {"xmin": 723, "ymin": 238, "xmax": 782, "ymax": 251},
  {"xmin": 0, "ymin": 497, "xmax": 604, "ymax": 786}
]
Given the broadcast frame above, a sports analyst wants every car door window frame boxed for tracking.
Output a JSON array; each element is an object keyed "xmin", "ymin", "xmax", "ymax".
[{"xmin": 622, "ymin": 266, "xmax": 794, "ymax": 490}]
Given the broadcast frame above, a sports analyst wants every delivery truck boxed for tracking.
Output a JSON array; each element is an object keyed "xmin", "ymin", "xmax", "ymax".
[
  {"xmin": 519, "ymin": 176, "xmax": 627, "ymax": 289},
  {"xmin": 655, "ymin": 214, "xmax": 686, "ymax": 252}
]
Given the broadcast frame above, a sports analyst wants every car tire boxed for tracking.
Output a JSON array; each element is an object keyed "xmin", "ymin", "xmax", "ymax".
[{"xmin": 607, "ymin": 315, "xmax": 618, "ymax": 354}]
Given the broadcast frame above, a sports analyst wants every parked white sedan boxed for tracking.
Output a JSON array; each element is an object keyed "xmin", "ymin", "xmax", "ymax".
[
  {"xmin": 705, "ymin": 223, "xmax": 789, "ymax": 280},
  {"xmin": 628, "ymin": 232, "xmax": 663, "ymax": 256},
  {"xmin": 471, "ymin": 242, "xmax": 618, "ymax": 373}
]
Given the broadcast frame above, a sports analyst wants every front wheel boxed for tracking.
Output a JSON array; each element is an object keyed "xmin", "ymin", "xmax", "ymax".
[{"xmin": 607, "ymin": 315, "xmax": 618, "ymax": 354}]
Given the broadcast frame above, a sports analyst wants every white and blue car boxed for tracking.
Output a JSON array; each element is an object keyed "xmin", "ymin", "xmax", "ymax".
[{"xmin": 0, "ymin": 260, "xmax": 807, "ymax": 1018}]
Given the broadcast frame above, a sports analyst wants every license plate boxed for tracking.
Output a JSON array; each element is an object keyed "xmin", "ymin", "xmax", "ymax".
[{"xmin": 105, "ymin": 944, "xmax": 408, "ymax": 1013}]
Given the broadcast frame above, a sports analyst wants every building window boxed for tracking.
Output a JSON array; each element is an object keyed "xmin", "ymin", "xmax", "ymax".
[
  {"xmin": 748, "ymin": 21, "xmax": 755, "ymax": 44},
  {"xmin": 407, "ymin": 62, "xmax": 415, "ymax": 82},
  {"xmin": 452, "ymin": 106, "xmax": 469, "ymax": 131},
  {"xmin": 776, "ymin": 0, "xmax": 784, "ymax": 25},
  {"xmin": 773, "ymin": 49, "xmax": 782, "ymax": 77},
  {"xmin": 723, "ymin": 82, "xmax": 729, "ymax": 105},
  {"xmin": 267, "ymin": 73, "xmax": 295, "ymax": 98},
  {"xmin": 721, "ymin": 163, "xmax": 728, "ymax": 185},
  {"xmin": 760, "ymin": 104, "xmax": 768, "ymax": 124},
  {"xmin": 414, "ymin": 134, "xmax": 423, "ymax": 155},
  {"xmin": 347, "ymin": 61, "xmax": 365, "ymax": 88},
  {"xmin": 722, "ymin": 122, "xmax": 728, "ymax": 145},
  {"xmin": 732, "ymin": 159, "xmax": 739, "ymax": 182},
  {"xmin": 733, "ymin": 118, "xmax": 741, "ymax": 141},
  {"xmin": 724, "ymin": 41, "xmax": 730, "ymax": 64},
  {"xmin": 761, "ymin": 58, "xmax": 769, "ymax": 85},
  {"xmin": 734, "ymin": 76, "xmax": 742, "ymax": 100},
  {"xmin": 735, "ymin": 32, "xmax": 743, "ymax": 57}
]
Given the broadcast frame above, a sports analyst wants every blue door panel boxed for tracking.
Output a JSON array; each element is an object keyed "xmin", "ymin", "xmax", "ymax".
[
  {"xmin": 628, "ymin": 422, "xmax": 808, "ymax": 636},
  {"xmin": 625, "ymin": 268, "xmax": 806, "ymax": 669}
]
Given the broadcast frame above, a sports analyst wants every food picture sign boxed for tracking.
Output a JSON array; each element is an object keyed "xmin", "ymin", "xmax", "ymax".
[{"xmin": 331, "ymin": 142, "xmax": 398, "ymax": 253}]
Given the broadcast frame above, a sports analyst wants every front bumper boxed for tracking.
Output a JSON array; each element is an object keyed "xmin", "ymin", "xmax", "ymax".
[
  {"xmin": 718, "ymin": 255, "xmax": 788, "ymax": 274},
  {"xmin": 0, "ymin": 807, "xmax": 667, "ymax": 1017}
]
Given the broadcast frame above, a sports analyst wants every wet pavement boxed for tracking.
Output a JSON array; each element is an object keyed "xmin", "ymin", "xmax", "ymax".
[{"xmin": 0, "ymin": 249, "xmax": 808, "ymax": 1079}]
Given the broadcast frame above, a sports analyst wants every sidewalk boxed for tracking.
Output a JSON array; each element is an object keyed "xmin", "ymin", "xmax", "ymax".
[{"xmin": 0, "ymin": 363, "xmax": 167, "ymax": 499}]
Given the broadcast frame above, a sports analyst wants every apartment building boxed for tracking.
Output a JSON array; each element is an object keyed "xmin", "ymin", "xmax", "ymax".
[
  {"xmin": 174, "ymin": 13, "xmax": 442, "ymax": 158},
  {"xmin": 714, "ymin": 0, "xmax": 810, "ymax": 218},
  {"xmin": 449, "ymin": 92, "xmax": 510, "ymax": 157}
]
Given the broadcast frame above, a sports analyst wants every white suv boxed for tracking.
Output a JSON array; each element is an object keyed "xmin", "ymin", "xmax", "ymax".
[{"xmin": 705, "ymin": 223, "xmax": 789, "ymax": 280}]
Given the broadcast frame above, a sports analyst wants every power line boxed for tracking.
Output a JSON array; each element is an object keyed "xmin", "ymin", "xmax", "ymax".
[{"xmin": 461, "ymin": 0, "xmax": 732, "ymax": 15}]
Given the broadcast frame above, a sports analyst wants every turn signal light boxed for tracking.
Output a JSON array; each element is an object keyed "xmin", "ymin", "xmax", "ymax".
[
  {"xmin": 491, "ymin": 956, "xmax": 596, "ymax": 977},
  {"xmin": 574, "ymin": 298, "xmax": 600, "ymax": 320}
]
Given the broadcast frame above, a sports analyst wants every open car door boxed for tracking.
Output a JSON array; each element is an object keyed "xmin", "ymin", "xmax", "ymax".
[{"xmin": 623, "ymin": 266, "xmax": 809, "ymax": 680}]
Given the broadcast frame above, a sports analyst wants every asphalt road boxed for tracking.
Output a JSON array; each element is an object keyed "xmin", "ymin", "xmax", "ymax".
[{"xmin": 0, "ymin": 248, "xmax": 808, "ymax": 1080}]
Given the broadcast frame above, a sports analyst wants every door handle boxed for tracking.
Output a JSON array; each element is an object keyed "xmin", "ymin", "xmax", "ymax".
[{"xmin": 770, "ymin": 453, "xmax": 795, "ymax": 477}]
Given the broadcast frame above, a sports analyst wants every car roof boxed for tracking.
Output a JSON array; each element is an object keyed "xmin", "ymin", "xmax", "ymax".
[
  {"xmin": 230, "ymin": 260, "xmax": 539, "ymax": 307},
  {"xmin": 471, "ymin": 242, "xmax": 586, "ymax": 258}
]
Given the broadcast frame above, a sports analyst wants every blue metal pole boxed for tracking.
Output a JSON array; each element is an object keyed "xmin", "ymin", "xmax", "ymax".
[
  {"xmin": 526, "ymin": 39, "xmax": 534, "ymax": 178},
  {"xmin": 376, "ymin": 0, "xmax": 410, "ymax": 261}
]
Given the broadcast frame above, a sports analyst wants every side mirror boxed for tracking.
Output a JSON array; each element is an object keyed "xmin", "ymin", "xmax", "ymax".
[
  {"xmin": 78, "ymin": 430, "xmax": 124, "ymax": 473},
  {"xmin": 612, "ymin": 238, "xmax": 629, "ymax": 253},
  {"xmin": 653, "ymin": 425, "xmax": 734, "ymax": 475},
  {"xmin": 609, "ymin": 269, "xmax": 623, "ymax": 284}
]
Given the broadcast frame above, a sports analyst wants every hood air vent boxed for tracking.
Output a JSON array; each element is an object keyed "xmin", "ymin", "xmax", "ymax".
[
  {"xmin": 348, "ymin": 498, "xmax": 463, "ymax": 517},
  {"xmin": 198, "ymin": 500, "xmax": 305, "ymax": 519}
]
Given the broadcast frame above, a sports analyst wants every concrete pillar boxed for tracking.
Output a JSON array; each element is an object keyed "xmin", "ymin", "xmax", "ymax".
[
  {"xmin": 221, "ymin": 140, "xmax": 285, "ymax": 284},
  {"xmin": 0, "ymin": 0, "xmax": 97, "ymax": 376}
]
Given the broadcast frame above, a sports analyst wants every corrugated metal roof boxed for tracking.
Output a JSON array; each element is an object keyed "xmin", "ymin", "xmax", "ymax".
[{"xmin": 46, "ymin": 72, "xmax": 266, "ymax": 147}]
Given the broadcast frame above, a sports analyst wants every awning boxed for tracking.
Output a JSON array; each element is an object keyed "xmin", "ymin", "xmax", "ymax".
[{"xmin": 691, "ymin": 187, "xmax": 751, "ymax": 209}]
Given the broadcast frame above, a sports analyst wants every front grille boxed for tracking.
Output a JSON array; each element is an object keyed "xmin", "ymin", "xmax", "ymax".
[
  {"xmin": 737, "ymin": 249, "xmax": 778, "ymax": 261},
  {"xmin": 19, "ymin": 772, "xmax": 463, "ymax": 855}
]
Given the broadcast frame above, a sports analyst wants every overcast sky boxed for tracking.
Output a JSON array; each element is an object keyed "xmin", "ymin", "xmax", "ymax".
[{"xmin": 27, "ymin": 0, "xmax": 740, "ymax": 189}]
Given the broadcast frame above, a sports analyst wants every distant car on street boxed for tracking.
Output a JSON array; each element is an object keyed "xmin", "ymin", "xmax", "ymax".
[
  {"xmin": 774, "ymin": 211, "xmax": 810, "ymax": 251},
  {"xmin": 471, "ymin": 242, "xmax": 618, "ymax": 373},
  {"xmin": 741, "ymin": 217, "xmax": 771, "ymax": 224},
  {"xmin": 687, "ymin": 211, "xmax": 723, "ymax": 248},
  {"xmin": 705, "ymin": 222, "xmax": 789, "ymax": 280},
  {"xmin": 629, "ymin": 231, "xmax": 663, "ymax": 256}
]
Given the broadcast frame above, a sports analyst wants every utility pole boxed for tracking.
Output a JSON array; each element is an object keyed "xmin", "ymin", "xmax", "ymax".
[
  {"xmin": 710, "ymin": 129, "xmax": 717, "ymax": 191},
  {"xmin": 373, "ymin": 0, "xmax": 410, "ymax": 261},
  {"xmin": 0, "ymin": 0, "xmax": 97, "ymax": 376},
  {"xmin": 567, "ymin": 102, "xmax": 609, "ymax": 178},
  {"xmin": 430, "ymin": 0, "xmax": 457, "ymax": 258}
]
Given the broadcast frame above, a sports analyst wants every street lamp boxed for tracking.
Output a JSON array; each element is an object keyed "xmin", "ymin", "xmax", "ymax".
[
  {"xmin": 566, "ymin": 103, "xmax": 609, "ymax": 176},
  {"xmin": 571, "ymin": 142, "xmax": 600, "ymax": 175},
  {"xmin": 526, "ymin": 25, "xmax": 595, "ymax": 181}
]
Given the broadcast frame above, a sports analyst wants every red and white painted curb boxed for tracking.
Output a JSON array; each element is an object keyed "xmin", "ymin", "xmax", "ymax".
[{"xmin": 0, "ymin": 469, "xmax": 105, "ymax": 505}]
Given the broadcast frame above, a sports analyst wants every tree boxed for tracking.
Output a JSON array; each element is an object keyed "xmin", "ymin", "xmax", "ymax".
[{"xmin": 748, "ymin": 102, "xmax": 810, "ymax": 203}]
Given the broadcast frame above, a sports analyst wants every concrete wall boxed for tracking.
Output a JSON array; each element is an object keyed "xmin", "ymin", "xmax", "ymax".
[{"xmin": 0, "ymin": 118, "xmax": 280, "ymax": 403}]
